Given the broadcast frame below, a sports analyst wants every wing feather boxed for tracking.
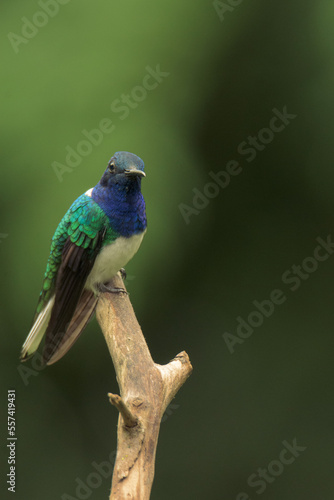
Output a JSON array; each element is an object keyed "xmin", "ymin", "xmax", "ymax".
[
  {"xmin": 20, "ymin": 193, "xmax": 117, "ymax": 364},
  {"xmin": 42, "ymin": 229, "xmax": 105, "ymax": 363},
  {"xmin": 20, "ymin": 296, "xmax": 55, "ymax": 361},
  {"xmin": 45, "ymin": 289, "xmax": 97, "ymax": 365}
]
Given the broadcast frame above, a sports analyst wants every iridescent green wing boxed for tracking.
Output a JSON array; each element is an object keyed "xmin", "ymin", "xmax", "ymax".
[{"xmin": 34, "ymin": 194, "xmax": 117, "ymax": 318}]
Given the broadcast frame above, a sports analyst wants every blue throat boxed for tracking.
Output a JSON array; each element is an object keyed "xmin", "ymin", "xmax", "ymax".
[{"xmin": 91, "ymin": 179, "xmax": 147, "ymax": 237}]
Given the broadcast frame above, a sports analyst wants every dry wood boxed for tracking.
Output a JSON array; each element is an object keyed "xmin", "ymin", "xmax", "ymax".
[{"xmin": 96, "ymin": 272, "xmax": 193, "ymax": 500}]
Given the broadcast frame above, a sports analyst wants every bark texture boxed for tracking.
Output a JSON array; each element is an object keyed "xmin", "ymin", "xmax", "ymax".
[{"xmin": 96, "ymin": 272, "xmax": 193, "ymax": 500}]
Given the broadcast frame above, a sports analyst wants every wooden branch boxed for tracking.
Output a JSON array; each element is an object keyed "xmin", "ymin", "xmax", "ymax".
[
  {"xmin": 96, "ymin": 272, "xmax": 193, "ymax": 500},
  {"xmin": 108, "ymin": 393, "xmax": 138, "ymax": 428}
]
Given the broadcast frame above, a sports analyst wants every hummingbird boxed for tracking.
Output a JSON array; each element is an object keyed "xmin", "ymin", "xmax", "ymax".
[{"xmin": 20, "ymin": 151, "xmax": 147, "ymax": 365}]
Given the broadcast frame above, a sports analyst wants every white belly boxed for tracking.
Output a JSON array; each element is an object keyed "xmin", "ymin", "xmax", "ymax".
[{"xmin": 85, "ymin": 231, "xmax": 146, "ymax": 293}]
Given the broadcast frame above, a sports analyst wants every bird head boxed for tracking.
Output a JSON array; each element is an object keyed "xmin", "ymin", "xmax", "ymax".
[
  {"xmin": 99, "ymin": 151, "xmax": 146, "ymax": 188},
  {"xmin": 92, "ymin": 151, "xmax": 147, "ymax": 233}
]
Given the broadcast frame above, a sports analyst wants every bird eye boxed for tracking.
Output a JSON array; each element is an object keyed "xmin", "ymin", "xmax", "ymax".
[{"xmin": 108, "ymin": 161, "xmax": 115, "ymax": 172}]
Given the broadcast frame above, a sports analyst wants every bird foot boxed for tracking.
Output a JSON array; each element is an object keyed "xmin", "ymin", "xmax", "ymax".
[
  {"xmin": 98, "ymin": 283, "xmax": 128, "ymax": 295},
  {"xmin": 119, "ymin": 268, "xmax": 127, "ymax": 280}
]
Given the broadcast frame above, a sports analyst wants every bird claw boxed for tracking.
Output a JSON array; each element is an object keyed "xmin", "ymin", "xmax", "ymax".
[
  {"xmin": 98, "ymin": 283, "xmax": 128, "ymax": 295},
  {"xmin": 119, "ymin": 268, "xmax": 127, "ymax": 280}
]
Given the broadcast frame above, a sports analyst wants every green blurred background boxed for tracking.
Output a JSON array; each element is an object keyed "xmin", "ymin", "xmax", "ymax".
[{"xmin": 2, "ymin": 1, "xmax": 334, "ymax": 498}]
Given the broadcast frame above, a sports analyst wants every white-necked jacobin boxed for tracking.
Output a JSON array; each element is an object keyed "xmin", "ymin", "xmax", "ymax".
[{"xmin": 20, "ymin": 151, "xmax": 147, "ymax": 365}]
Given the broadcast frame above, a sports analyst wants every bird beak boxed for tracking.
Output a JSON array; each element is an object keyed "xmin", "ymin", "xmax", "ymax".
[{"xmin": 124, "ymin": 167, "xmax": 146, "ymax": 178}]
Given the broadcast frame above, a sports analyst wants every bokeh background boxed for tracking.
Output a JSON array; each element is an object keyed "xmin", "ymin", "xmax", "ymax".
[{"xmin": 2, "ymin": 1, "xmax": 334, "ymax": 499}]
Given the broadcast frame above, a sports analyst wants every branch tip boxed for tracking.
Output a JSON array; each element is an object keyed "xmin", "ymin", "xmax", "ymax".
[{"xmin": 108, "ymin": 392, "xmax": 138, "ymax": 428}]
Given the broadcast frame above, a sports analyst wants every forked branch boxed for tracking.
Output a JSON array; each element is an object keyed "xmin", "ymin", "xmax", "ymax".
[{"xmin": 96, "ymin": 272, "xmax": 193, "ymax": 500}]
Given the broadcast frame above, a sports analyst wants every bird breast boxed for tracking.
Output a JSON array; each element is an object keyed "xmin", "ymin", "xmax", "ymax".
[{"xmin": 85, "ymin": 231, "xmax": 146, "ymax": 293}]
